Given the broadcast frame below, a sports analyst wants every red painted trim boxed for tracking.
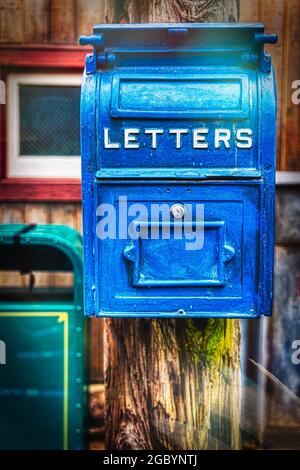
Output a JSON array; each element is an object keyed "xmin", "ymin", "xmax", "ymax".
[
  {"xmin": 0, "ymin": 66, "xmax": 4, "ymax": 178},
  {"xmin": 0, "ymin": 44, "xmax": 89, "ymax": 68},
  {"xmin": 0, "ymin": 94, "xmax": 3, "ymax": 178},
  {"xmin": 2, "ymin": 66, "xmax": 7, "ymax": 179},
  {"xmin": 0, "ymin": 179, "xmax": 82, "ymax": 202}
]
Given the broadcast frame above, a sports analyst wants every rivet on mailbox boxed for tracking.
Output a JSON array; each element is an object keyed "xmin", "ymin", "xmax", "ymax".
[{"xmin": 80, "ymin": 23, "xmax": 278, "ymax": 319}]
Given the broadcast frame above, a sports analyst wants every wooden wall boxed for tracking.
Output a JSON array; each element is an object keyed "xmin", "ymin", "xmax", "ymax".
[
  {"xmin": 0, "ymin": 0, "xmax": 105, "ymax": 43},
  {"xmin": 240, "ymin": 0, "xmax": 300, "ymax": 171}
]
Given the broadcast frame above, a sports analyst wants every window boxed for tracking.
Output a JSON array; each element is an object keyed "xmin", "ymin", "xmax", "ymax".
[{"xmin": 8, "ymin": 74, "xmax": 81, "ymax": 178}]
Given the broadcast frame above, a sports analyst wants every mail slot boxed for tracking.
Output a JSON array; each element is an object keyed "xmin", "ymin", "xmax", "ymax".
[{"xmin": 80, "ymin": 23, "xmax": 277, "ymax": 318}]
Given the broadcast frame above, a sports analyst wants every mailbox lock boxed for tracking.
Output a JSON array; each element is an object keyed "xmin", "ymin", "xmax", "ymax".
[{"xmin": 170, "ymin": 203, "xmax": 186, "ymax": 219}]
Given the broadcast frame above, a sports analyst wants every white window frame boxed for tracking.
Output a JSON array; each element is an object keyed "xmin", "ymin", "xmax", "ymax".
[{"xmin": 7, "ymin": 73, "xmax": 82, "ymax": 178}]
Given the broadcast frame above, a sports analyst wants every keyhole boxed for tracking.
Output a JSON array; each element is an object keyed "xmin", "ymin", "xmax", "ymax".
[{"xmin": 170, "ymin": 203, "xmax": 186, "ymax": 219}]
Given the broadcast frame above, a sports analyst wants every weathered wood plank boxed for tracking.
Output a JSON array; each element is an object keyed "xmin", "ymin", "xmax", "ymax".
[
  {"xmin": 23, "ymin": 203, "xmax": 51, "ymax": 286},
  {"xmin": 24, "ymin": 0, "xmax": 48, "ymax": 42},
  {"xmin": 0, "ymin": 202, "xmax": 25, "ymax": 223},
  {"xmin": 281, "ymin": 0, "xmax": 300, "ymax": 171},
  {"xmin": 87, "ymin": 318, "xmax": 104, "ymax": 382},
  {"xmin": 0, "ymin": 0, "xmax": 24, "ymax": 43},
  {"xmin": 49, "ymin": 203, "xmax": 81, "ymax": 286},
  {"xmin": 0, "ymin": 203, "xmax": 25, "ymax": 287},
  {"xmin": 239, "ymin": 0, "xmax": 260, "ymax": 22},
  {"xmin": 261, "ymin": 0, "xmax": 285, "ymax": 170},
  {"xmin": 51, "ymin": 0, "xmax": 75, "ymax": 43},
  {"xmin": 78, "ymin": 0, "xmax": 105, "ymax": 37},
  {"xmin": 49, "ymin": 202, "xmax": 81, "ymax": 229},
  {"xmin": 86, "ymin": 383, "xmax": 105, "ymax": 450},
  {"xmin": 23, "ymin": 202, "xmax": 49, "ymax": 224}
]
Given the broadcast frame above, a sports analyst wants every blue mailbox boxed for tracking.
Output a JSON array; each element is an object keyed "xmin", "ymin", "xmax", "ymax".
[{"xmin": 80, "ymin": 23, "xmax": 277, "ymax": 318}]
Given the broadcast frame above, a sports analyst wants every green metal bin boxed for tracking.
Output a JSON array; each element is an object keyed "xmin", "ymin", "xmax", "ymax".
[{"xmin": 0, "ymin": 224, "xmax": 85, "ymax": 450}]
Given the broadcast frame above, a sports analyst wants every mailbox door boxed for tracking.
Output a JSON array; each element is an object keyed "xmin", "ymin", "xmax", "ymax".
[{"xmin": 94, "ymin": 181, "xmax": 267, "ymax": 318}]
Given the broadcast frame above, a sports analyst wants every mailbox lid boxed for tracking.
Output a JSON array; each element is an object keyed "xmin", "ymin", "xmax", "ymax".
[
  {"xmin": 84, "ymin": 23, "xmax": 276, "ymax": 179},
  {"xmin": 91, "ymin": 181, "xmax": 271, "ymax": 318},
  {"xmin": 93, "ymin": 22, "xmax": 265, "ymax": 51}
]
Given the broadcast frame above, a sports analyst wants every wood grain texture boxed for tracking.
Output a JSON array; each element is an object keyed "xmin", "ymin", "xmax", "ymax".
[
  {"xmin": 49, "ymin": 202, "xmax": 81, "ymax": 286},
  {"xmin": 78, "ymin": 0, "xmax": 105, "ymax": 36},
  {"xmin": 0, "ymin": 201, "xmax": 25, "ymax": 223},
  {"xmin": 106, "ymin": 318, "xmax": 241, "ymax": 449},
  {"xmin": 23, "ymin": 202, "xmax": 51, "ymax": 287},
  {"xmin": 240, "ymin": 0, "xmax": 300, "ymax": 171},
  {"xmin": 105, "ymin": 0, "xmax": 239, "ymax": 23},
  {"xmin": 49, "ymin": 202, "xmax": 81, "ymax": 231},
  {"xmin": 51, "ymin": 0, "xmax": 75, "ymax": 43},
  {"xmin": 87, "ymin": 318, "xmax": 105, "ymax": 382},
  {"xmin": 0, "ymin": 202, "xmax": 24, "ymax": 287},
  {"xmin": 280, "ymin": 0, "xmax": 300, "ymax": 171},
  {"xmin": 239, "ymin": 0, "xmax": 260, "ymax": 22},
  {"xmin": 260, "ymin": 0, "xmax": 284, "ymax": 170},
  {"xmin": 87, "ymin": 383, "xmax": 105, "ymax": 449},
  {"xmin": 0, "ymin": 0, "xmax": 24, "ymax": 43},
  {"xmin": 104, "ymin": 0, "xmax": 242, "ymax": 451},
  {"xmin": 24, "ymin": 0, "xmax": 48, "ymax": 42}
]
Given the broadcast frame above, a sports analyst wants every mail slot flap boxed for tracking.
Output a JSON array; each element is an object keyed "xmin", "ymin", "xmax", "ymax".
[
  {"xmin": 92, "ymin": 181, "xmax": 271, "ymax": 318},
  {"xmin": 111, "ymin": 74, "xmax": 249, "ymax": 120},
  {"xmin": 123, "ymin": 220, "xmax": 236, "ymax": 287}
]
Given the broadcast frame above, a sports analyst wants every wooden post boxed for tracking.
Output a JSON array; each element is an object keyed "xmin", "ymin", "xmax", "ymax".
[{"xmin": 104, "ymin": 0, "xmax": 241, "ymax": 450}]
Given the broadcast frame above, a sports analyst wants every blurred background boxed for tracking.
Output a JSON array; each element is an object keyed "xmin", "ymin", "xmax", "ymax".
[{"xmin": 0, "ymin": 0, "xmax": 299, "ymax": 450}]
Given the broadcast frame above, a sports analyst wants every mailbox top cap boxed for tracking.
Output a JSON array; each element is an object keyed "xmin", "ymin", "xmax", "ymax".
[{"xmin": 92, "ymin": 22, "xmax": 266, "ymax": 49}]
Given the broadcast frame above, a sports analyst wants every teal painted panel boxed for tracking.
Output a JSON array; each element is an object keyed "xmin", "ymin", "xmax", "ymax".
[
  {"xmin": 0, "ymin": 224, "xmax": 85, "ymax": 450},
  {"xmin": 0, "ymin": 314, "xmax": 66, "ymax": 450}
]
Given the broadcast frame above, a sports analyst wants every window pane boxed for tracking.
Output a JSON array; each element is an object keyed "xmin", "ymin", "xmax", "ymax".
[{"xmin": 19, "ymin": 85, "xmax": 80, "ymax": 156}]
